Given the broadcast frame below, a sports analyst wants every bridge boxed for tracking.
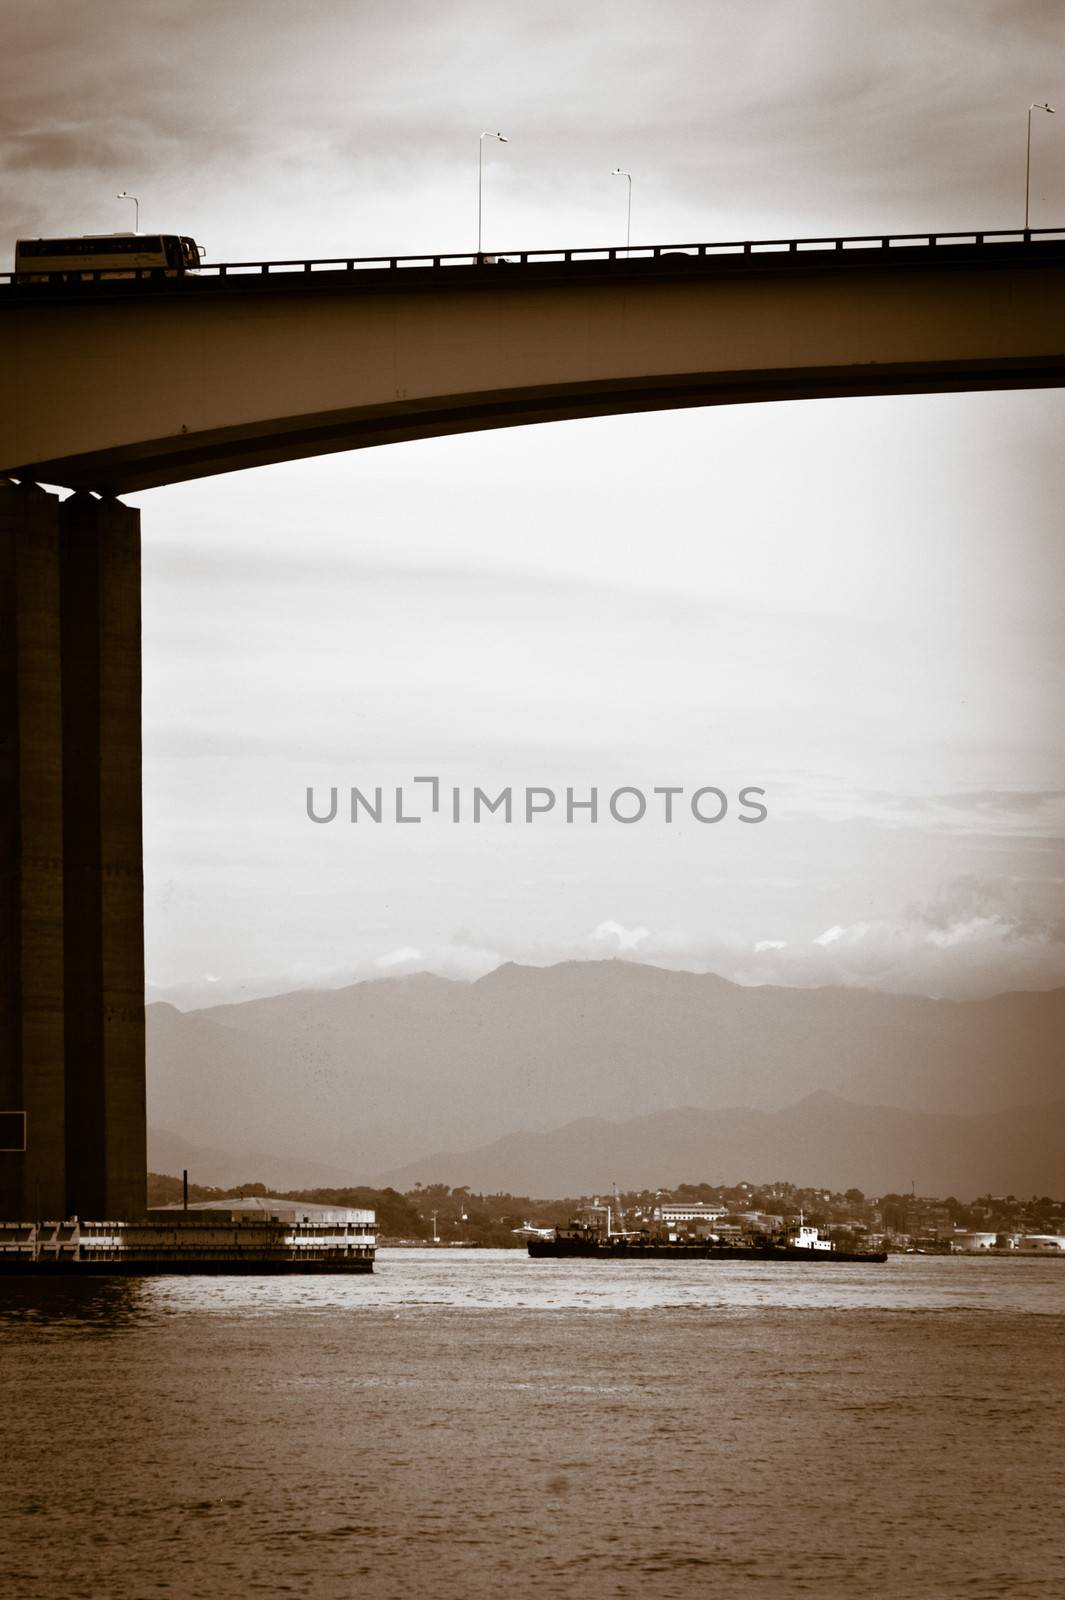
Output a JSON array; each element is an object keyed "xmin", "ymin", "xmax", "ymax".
[
  {"xmin": 4, "ymin": 226, "xmax": 1065, "ymax": 492},
  {"xmin": 2, "ymin": 226, "xmax": 1064, "ymax": 1223}
]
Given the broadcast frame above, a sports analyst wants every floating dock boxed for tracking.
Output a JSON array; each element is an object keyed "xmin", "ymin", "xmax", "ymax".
[{"xmin": 0, "ymin": 1199, "xmax": 376, "ymax": 1275}]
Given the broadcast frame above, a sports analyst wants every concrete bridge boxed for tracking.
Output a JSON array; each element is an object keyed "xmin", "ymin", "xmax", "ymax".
[
  {"xmin": 3, "ymin": 227, "xmax": 1065, "ymax": 492},
  {"xmin": 2, "ymin": 227, "xmax": 1064, "ymax": 1221}
]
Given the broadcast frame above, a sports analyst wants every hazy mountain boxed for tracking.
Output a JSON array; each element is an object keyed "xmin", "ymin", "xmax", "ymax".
[
  {"xmin": 376, "ymin": 1093, "xmax": 1065, "ymax": 1198},
  {"xmin": 148, "ymin": 1128, "xmax": 354, "ymax": 1192},
  {"xmin": 147, "ymin": 960, "xmax": 1065, "ymax": 1182}
]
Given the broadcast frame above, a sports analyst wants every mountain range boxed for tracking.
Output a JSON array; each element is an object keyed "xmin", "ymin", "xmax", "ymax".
[
  {"xmin": 374, "ymin": 1091, "xmax": 1065, "ymax": 1197},
  {"xmin": 146, "ymin": 959, "xmax": 1065, "ymax": 1195}
]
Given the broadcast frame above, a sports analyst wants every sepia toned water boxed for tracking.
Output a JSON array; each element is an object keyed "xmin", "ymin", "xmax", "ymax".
[{"xmin": 1, "ymin": 1250, "xmax": 1063, "ymax": 1600}]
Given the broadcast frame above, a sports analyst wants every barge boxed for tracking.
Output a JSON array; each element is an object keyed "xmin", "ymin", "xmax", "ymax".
[
  {"xmin": 528, "ymin": 1219, "xmax": 886, "ymax": 1264},
  {"xmin": 0, "ymin": 1199, "xmax": 376, "ymax": 1275}
]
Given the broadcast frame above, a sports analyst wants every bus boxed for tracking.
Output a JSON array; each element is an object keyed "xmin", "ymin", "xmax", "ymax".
[{"xmin": 14, "ymin": 233, "xmax": 205, "ymax": 281}]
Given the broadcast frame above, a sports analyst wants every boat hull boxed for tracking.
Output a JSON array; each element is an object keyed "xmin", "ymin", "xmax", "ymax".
[
  {"xmin": 0, "ymin": 1218, "xmax": 376, "ymax": 1275},
  {"xmin": 0, "ymin": 1257, "xmax": 374, "ymax": 1276},
  {"xmin": 528, "ymin": 1237, "xmax": 886, "ymax": 1263}
]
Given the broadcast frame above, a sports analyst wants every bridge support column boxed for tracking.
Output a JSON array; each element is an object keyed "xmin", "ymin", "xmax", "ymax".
[
  {"xmin": 60, "ymin": 492, "xmax": 145, "ymax": 1222},
  {"xmin": 0, "ymin": 483, "xmax": 66, "ymax": 1220},
  {"xmin": 0, "ymin": 481, "xmax": 145, "ymax": 1222}
]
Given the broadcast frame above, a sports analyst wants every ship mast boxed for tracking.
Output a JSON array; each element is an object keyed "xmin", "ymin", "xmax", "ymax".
[{"xmin": 612, "ymin": 1183, "xmax": 625, "ymax": 1236}]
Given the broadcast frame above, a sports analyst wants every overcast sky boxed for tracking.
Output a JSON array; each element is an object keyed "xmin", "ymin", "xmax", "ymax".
[{"xmin": 5, "ymin": 0, "xmax": 1065, "ymax": 1003}]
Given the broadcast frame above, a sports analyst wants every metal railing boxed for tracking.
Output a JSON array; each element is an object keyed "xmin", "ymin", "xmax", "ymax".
[{"xmin": 4, "ymin": 225, "xmax": 1064, "ymax": 285}]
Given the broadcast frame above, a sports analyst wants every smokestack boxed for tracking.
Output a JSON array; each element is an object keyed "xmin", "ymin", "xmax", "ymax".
[{"xmin": 183, "ymin": 1169, "xmax": 188, "ymax": 1212}]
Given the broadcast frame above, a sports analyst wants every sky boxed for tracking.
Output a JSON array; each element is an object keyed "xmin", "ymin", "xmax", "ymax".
[{"xmin": 4, "ymin": 0, "xmax": 1065, "ymax": 1003}]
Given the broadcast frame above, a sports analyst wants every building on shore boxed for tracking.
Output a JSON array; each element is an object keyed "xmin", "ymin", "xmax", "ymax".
[
  {"xmin": 949, "ymin": 1230, "xmax": 1065, "ymax": 1253},
  {"xmin": 652, "ymin": 1202, "xmax": 728, "ymax": 1237}
]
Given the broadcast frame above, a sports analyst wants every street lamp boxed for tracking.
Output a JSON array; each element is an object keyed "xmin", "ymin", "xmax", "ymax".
[
  {"xmin": 116, "ymin": 191, "xmax": 140, "ymax": 232},
  {"xmin": 478, "ymin": 131, "xmax": 507, "ymax": 257},
  {"xmin": 1025, "ymin": 103, "xmax": 1054, "ymax": 231},
  {"xmin": 612, "ymin": 168, "xmax": 632, "ymax": 255}
]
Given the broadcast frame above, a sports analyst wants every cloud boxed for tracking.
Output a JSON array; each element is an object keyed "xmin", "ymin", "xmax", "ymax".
[
  {"xmin": 737, "ymin": 875, "xmax": 1065, "ymax": 996},
  {"xmin": 924, "ymin": 915, "xmax": 1005, "ymax": 950},
  {"xmin": 7, "ymin": 0, "xmax": 1065, "ymax": 263},
  {"xmin": 919, "ymin": 792, "xmax": 1065, "ymax": 837},
  {"xmin": 375, "ymin": 939, "xmax": 503, "ymax": 980},
  {"xmin": 461, "ymin": 889, "xmax": 1065, "ymax": 995},
  {"xmin": 907, "ymin": 874, "xmax": 1065, "ymax": 944},
  {"xmin": 780, "ymin": 785, "xmax": 1065, "ymax": 839},
  {"xmin": 591, "ymin": 920, "xmax": 650, "ymax": 952},
  {"xmin": 2, "ymin": 126, "xmax": 129, "ymax": 174},
  {"xmin": 374, "ymin": 945, "xmax": 422, "ymax": 969},
  {"xmin": 936, "ymin": 789, "xmax": 1065, "ymax": 816},
  {"xmin": 148, "ymin": 881, "xmax": 1065, "ymax": 1005}
]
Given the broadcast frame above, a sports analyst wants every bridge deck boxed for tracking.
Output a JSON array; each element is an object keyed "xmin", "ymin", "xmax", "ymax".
[
  {"xmin": 4, "ymin": 227, "xmax": 1065, "ymax": 493},
  {"xmin": 4, "ymin": 226, "xmax": 1065, "ymax": 301}
]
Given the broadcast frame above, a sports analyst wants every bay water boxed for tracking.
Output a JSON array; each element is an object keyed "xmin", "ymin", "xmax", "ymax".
[{"xmin": 1, "ymin": 1249, "xmax": 1062, "ymax": 1598}]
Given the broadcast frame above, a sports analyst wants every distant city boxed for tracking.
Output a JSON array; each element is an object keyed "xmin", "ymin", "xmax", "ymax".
[{"xmin": 147, "ymin": 1171, "xmax": 1065, "ymax": 1254}]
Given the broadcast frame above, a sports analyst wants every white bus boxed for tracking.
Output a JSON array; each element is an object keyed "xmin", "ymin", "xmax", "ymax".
[{"xmin": 14, "ymin": 233, "xmax": 204, "ymax": 280}]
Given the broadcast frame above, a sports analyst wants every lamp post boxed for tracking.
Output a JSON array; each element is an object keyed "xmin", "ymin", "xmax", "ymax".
[
  {"xmin": 612, "ymin": 168, "xmax": 632, "ymax": 255},
  {"xmin": 478, "ymin": 131, "xmax": 508, "ymax": 257},
  {"xmin": 1025, "ymin": 103, "xmax": 1054, "ymax": 231},
  {"xmin": 116, "ymin": 191, "xmax": 140, "ymax": 232}
]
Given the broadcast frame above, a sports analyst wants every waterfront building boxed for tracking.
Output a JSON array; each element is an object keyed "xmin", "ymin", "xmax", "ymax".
[{"xmin": 652, "ymin": 1202, "xmax": 727, "ymax": 1225}]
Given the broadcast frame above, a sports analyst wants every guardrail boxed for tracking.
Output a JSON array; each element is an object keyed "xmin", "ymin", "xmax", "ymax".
[{"xmin": 4, "ymin": 226, "xmax": 1064, "ymax": 284}]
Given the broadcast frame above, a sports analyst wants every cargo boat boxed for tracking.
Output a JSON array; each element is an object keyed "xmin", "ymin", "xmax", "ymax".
[
  {"xmin": 528, "ymin": 1220, "xmax": 886, "ymax": 1264},
  {"xmin": 0, "ymin": 1200, "xmax": 377, "ymax": 1275}
]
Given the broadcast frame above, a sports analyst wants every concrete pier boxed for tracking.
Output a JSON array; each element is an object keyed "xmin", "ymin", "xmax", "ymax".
[
  {"xmin": 0, "ymin": 481, "xmax": 145, "ymax": 1221},
  {"xmin": 0, "ymin": 483, "xmax": 66, "ymax": 1219}
]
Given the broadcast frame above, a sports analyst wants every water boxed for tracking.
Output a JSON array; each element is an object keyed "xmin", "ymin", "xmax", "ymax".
[{"xmin": 1, "ymin": 1250, "xmax": 1062, "ymax": 1599}]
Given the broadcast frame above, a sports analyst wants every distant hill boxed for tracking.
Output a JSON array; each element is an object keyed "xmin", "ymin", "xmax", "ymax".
[
  {"xmin": 148, "ymin": 1128, "xmax": 355, "ymax": 1191},
  {"xmin": 146, "ymin": 960, "xmax": 1065, "ymax": 1182},
  {"xmin": 374, "ymin": 1092, "xmax": 1065, "ymax": 1197}
]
